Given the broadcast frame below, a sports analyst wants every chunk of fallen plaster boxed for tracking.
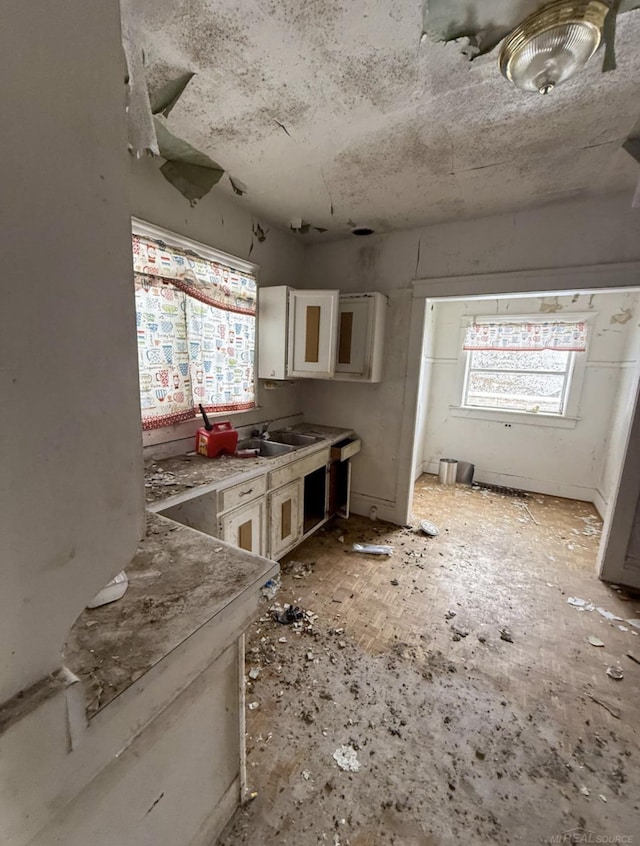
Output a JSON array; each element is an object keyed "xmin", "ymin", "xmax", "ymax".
[
  {"xmin": 567, "ymin": 597, "xmax": 594, "ymax": 611},
  {"xmin": 596, "ymin": 607, "xmax": 623, "ymax": 622},
  {"xmin": 333, "ymin": 745, "xmax": 361, "ymax": 772}
]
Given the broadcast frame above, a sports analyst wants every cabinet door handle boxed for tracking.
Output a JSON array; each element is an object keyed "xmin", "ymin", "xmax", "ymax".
[{"xmin": 239, "ymin": 488, "xmax": 253, "ymax": 497}]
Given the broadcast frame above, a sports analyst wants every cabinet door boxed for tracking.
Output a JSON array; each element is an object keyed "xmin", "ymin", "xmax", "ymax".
[
  {"xmin": 287, "ymin": 290, "xmax": 339, "ymax": 378},
  {"xmin": 269, "ymin": 479, "xmax": 302, "ymax": 559},
  {"xmin": 220, "ymin": 498, "xmax": 265, "ymax": 557},
  {"xmin": 333, "ymin": 293, "xmax": 387, "ymax": 383},
  {"xmin": 258, "ymin": 286, "xmax": 289, "ymax": 380},
  {"xmin": 334, "ymin": 297, "xmax": 371, "ymax": 377}
]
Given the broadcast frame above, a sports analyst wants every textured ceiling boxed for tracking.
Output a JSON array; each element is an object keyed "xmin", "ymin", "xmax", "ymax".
[{"xmin": 131, "ymin": 0, "xmax": 640, "ymax": 239}]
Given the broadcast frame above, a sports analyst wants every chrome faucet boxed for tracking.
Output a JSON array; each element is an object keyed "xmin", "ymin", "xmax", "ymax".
[{"xmin": 252, "ymin": 421, "xmax": 271, "ymax": 440}]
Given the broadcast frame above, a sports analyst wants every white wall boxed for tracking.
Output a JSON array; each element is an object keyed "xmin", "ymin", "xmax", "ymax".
[
  {"xmin": 129, "ymin": 158, "xmax": 307, "ymax": 458},
  {"xmin": 299, "ymin": 290, "xmax": 415, "ymax": 521},
  {"xmin": 302, "ymin": 193, "xmax": 640, "ymax": 524},
  {"xmin": 420, "ymin": 292, "xmax": 639, "ymax": 505},
  {"xmin": 1, "ymin": 0, "xmax": 144, "ymax": 704},
  {"xmin": 596, "ymin": 297, "xmax": 640, "ymax": 513}
]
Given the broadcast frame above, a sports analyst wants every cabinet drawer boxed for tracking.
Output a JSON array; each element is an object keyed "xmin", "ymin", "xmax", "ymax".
[
  {"xmin": 268, "ymin": 446, "xmax": 329, "ymax": 490},
  {"xmin": 218, "ymin": 474, "xmax": 266, "ymax": 513},
  {"xmin": 331, "ymin": 438, "xmax": 361, "ymax": 462}
]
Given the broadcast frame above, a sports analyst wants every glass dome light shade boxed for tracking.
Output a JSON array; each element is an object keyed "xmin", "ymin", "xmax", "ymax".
[{"xmin": 499, "ymin": 0, "xmax": 610, "ymax": 94}]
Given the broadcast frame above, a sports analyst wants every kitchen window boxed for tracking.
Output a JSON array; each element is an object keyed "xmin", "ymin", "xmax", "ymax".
[
  {"xmin": 461, "ymin": 319, "xmax": 588, "ymax": 417},
  {"xmin": 132, "ymin": 221, "xmax": 257, "ymax": 430}
]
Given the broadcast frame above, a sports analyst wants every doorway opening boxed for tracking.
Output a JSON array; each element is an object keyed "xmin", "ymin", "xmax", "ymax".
[{"xmin": 407, "ymin": 284, "xmax": 640, "ymax": 588}]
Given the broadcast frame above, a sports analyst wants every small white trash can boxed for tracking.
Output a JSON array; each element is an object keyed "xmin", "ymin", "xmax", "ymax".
[{"xmin": 438, "ymin": 458, "xmax": 458, "ymax": 485}]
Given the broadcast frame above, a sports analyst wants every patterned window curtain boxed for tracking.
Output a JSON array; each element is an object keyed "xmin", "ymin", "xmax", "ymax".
[
  {"xmin": 463, "ymin": 320, "xmax": 588, "ymax": 352},
  {"xmin": 133, "ymin": 233, "xmax": 257, "ymax": 430}
]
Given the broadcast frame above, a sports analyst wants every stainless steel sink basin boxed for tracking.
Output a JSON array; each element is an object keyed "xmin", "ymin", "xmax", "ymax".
[
  {"xmin": 268, "ymin": 430, "xmax": 322, "ymax": 447},
  {"xmin": 236, "ymin": 437, "xmax": 294, "ymax": 457}
]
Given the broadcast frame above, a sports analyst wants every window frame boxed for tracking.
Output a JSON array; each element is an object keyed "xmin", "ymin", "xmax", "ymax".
[
  {"xmin": 131, "ymin": 217, "xmax": 260, "ymax": 434},
  {"xmin": 450, "ymin": 313, "xmax": 593, "ymax": 430},
  {"xmin": 461, "ymin": 347, "xmax": 576, "ymax": 416}
]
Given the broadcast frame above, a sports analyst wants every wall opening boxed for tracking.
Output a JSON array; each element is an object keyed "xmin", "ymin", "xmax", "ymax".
[{"xmin": 409, "ymin": 285, "xmax": 640, "ymax": 589}]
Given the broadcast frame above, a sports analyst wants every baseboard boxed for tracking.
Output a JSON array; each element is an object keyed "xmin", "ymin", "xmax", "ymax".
[
  {"xmin": 350, "ymin": 492, "xmax": 402, "ymax": 525},
  {"xmin": 423, "ymin": 461, "xmax": 598, "ymax": 503}
]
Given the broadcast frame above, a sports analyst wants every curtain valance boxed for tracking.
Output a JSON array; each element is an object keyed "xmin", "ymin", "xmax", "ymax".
[
  {"xmin": 463, "ymin": 320, "xmax": 587, "ymax": 352},
  {"xmin": 132, "ymin": 233, "xmax": 256, "ymax": 315}
]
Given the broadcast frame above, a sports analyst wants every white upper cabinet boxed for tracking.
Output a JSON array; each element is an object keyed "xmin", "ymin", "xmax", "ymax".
[
  {"xmin": 258, "ymin": 286, "xmax": 289, "ymax": 380},
  {"xmin": 288, "ymin": 289, "xmax": 340, "ymax": 378},
  {"xmin": 258, "ymin": 286, "xmax": 385, "ymax": 382},
  {"xmin": 334, "ymin": 293, "xmax": 387, "ymax": 383}
]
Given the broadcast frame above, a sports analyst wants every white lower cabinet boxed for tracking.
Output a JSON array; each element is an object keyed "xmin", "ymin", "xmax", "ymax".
[
  {"xmin": 220, "ymin": 497, "xmax": 266, "ymax": 557},
  {"xmin": 157, "ymin": 439, "xmax": 358, "ymax": 561},
  {"xmin": 268, "ymin": 479, "xmax": 303, "ymax": 560}
]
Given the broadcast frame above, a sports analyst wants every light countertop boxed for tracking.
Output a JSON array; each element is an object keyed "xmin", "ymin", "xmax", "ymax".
[
  {"xmin": 145, "ymin": 423, "xmax": 354, "ymax": 505},
  {"xmin": 64, "ymin": 512, "xmax": 278, "ymax": 718}
]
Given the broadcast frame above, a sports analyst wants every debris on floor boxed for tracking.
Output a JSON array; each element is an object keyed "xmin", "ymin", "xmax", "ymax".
[
  {"xmin": 499, "ymin": 627, "xmax": 514, "ymax": 643},
  {"xmin": 220, "ymin": 476, "xmax": 639, "ymax": 846},
  {"xmin": 270, "ymin": 604, "xmax": 303, "ymax": 624},
  {"xmin": 567, "ymin": 596, "xmax": 634, "ymax": 626},
  {"xmin": 260, "ymin": 576, "xmax": 280, "ymax": 600},
  {"xmin": 606, "ymin": 665, "xmax": 624, "ymax": 680},
  {"xmin": 419, "ymin": 519, "xmax": 440, "ymax": 537},
  {"xmin": 352, "ymin": 543, "xmax": 394, "ymax": 555},
  {"xmin": 596, "ymin": 607, "xmax": 623, "ymax": 622},
  {"xmin": 567, "ymin": 596, "xmax": 594, "ymax": 610},
  {"xmin": 587, "ymin": 635, "xmax": 605, "ymax": 647},
  {"xmin": 332, "ymin": 745, "xmax": 361, "ymax": 772},
  {"xmin": 451, "ymin": 625, "xmax": 469, "ymax": 640}
]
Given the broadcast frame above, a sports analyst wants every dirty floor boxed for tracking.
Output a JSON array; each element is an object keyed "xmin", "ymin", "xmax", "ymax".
[{"xmin": 218, "ymin": 475, "xmax": 640, "ymax": 846}]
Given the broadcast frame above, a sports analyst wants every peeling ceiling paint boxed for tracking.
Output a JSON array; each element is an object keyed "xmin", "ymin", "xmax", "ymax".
[{"xmin": 130, "ymin": 0, "xmax": 640, "ymax": 237}]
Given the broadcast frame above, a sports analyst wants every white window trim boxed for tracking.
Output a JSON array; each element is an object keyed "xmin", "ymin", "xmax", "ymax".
[
  {"xmin": 131, "ymin": 217, "xmax": 259, "ymax": 277},
  {"xmin": 449, "ymin": 312, "xmax": 594, "ymax": 429}
]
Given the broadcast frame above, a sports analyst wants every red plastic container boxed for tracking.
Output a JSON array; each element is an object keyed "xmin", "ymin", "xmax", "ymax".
[{"xmin": 196, "ymin": 420, "xmax": 238, "ymax": 458}]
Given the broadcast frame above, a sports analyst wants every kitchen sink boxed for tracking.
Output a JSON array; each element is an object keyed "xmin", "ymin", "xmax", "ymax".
[
  {"xmin": 236, "ymin": 437, "xmax": 295, "ymax": 457},
  {"xmin": 268, "ymin": 430, "xmax": 322, "ymax": 447}
]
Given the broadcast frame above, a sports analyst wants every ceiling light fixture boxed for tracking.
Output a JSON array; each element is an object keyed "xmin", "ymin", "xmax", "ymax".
[{"xmin": 499, "ymin": 0, "xmax": 610, "ymax": 94}]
